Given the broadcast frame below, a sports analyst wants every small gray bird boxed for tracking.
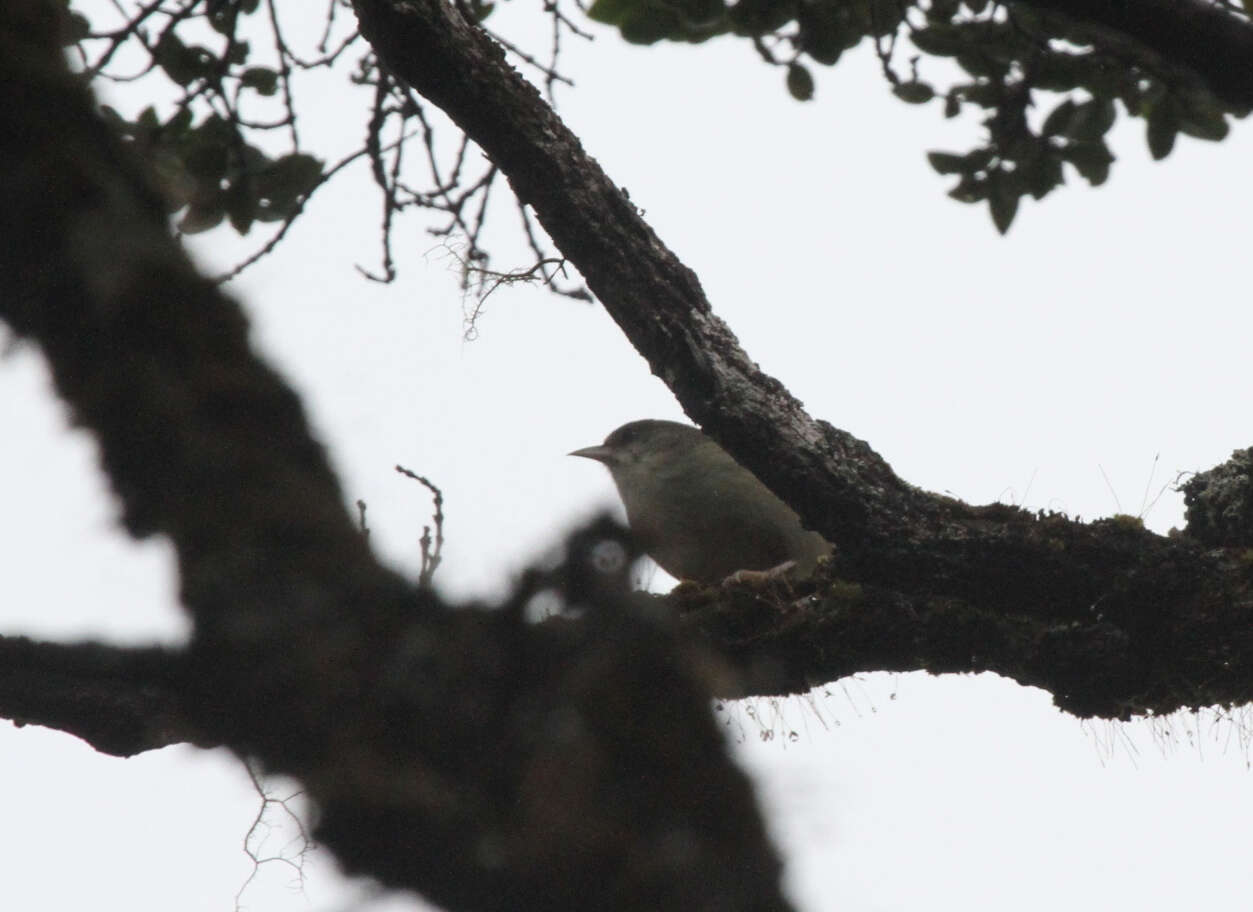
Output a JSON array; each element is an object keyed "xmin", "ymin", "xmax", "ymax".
[{"xmin": 570, "ymin": 420, "xmax": 832, "ymax": 583}]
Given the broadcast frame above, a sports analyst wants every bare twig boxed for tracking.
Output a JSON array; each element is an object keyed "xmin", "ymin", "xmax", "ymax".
[{"xmin": 395, "ymin": 465, "xmax": 445, "ymax": 587}]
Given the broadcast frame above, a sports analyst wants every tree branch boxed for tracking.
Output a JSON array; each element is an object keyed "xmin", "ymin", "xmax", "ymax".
[
  {"xmin": 4, "ymin": 8, "xmax": 1252, "ymax": 910},
  {"xmin": 676, "ymin": 510, "xmax": 1253, "ymax": 720},
  {"xmin": 0, "ymin": 6, "xmax": 792, "ymax": 911},
  {"xmin": 351, "ymin": 0, "xmax": 926, "ymax": 550},
  {"xmin": 348, "ymin": 0, "xmax": 1253, "ymax": 722},
  {"xmin": 1014, "ymin": 0, "xmax": 1253, "ymax": 108},
  {"xmin": 0, "ymin": 636, "xmax": 195, "ymax": 755}
]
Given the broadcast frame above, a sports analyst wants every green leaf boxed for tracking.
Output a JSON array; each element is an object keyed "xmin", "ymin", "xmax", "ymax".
[
  {"xmin": 1041, "ymin": 99, "xmax": 1077, "ymax": 137},
  {"xmin": 181, "ymin": 132, "xmax": 229, "ymax": 182},
  {"xmin": 588, "ymin": 0, "xmax": 642, "ymax": 26},
  {"xmin": 947, "ymin": 173, "xmax": 986, "ymax": 204},
  {"xmin": 987, "ymin": 173, "xmax": 1019, "ymax": 234},
  {"xmin": 728, "ymin": 0, "xmax": 794, "ymax": 35},
  {"xmin": 1062, "ymin": 140, "xmax": 1112, "ymax": 186},
  {"xmin": 179, "ymin": 201, "xmax": 225, "ymax": 234},
  {"xmin": 225, "ymin": 180, "xmax": 258, "ymax": 234},
  {"xmin": 150, "ymin": 148, "xmax": 194, "ymax": 210},
  {"xmin": 1177, "ymin": 93, "xmax": 1228, "ymax": 141},
  {"xmin": 241, "ymin": 67, "xmax": 279, "ymax": 96},
  {"xmin": 786, "ymin": 63, "xmax": 815, "ymax": 101},
  {"xmin": 63, "ymin": 11, "xmax": 90, "ymax": 44},
  {"xmin": 927, "ymin": 151, "xmax": 966, "ymax": 175},
  {"xmin": 682, "ymin": 0, "xmax": 726, "ymax": 25},
  {"xmin": 154, "ymin": 33, "xmax": 216, "ymax": 86},
  {"xmin": 956, "ymin": 50, "xmax": 1008, "ymax": 81},
  {"xmin": 910, "ymin": 25, "xmax": 965, "ymax": 57},
  {"xmin": 196, "ymin": 113, "xmax": 236, "ymax": 146},
  {"xmin": 893, "ymin": 81, "xmax": 935, "ymax": 104},
  {"xmin": 868, "ymin": 0, "xmax": 904, "ymax": 36},
  {"xmin": 154, "ymin": 34, "xmax": 192, "ymax": 86},
  {"xmin": 270, "ymin": 153, "xmax": 323, "ymax": 190},
  {"xmin": 255, "ymin": 153, "xmax": 324, "ymax": 218},
  {"xmin": 1031, "ymin": 54, "xmax": 1085, "ymax": 94},
  {"xmin": 1146, "ymin": 98, "xmax": 1178, "ymax": 160},
  {"xmin": 620, "ymin": 7, "xmax": 680, "ymax": 43},
  {"xmin": 1067, "ymin": 98, "xmax": 1116, "ymax": 141},
  {"xmin": 207, "ymin": 0, "xmax": 261, "ymax": 29},
  {"xmin": 166, "ymin": 106, "xmax": 194, "ymax": 136},
  {"xmin": 797, "ymin": 2, "xmax": 847, "ymax": 66},
  {"xmin": 959, "ymin": 82, "xmax": 1001, "ymax": 108},
  {"xmin": 1022, "ymin": 149, "xmax": 1064, "ymax": 200},
  {"xmin": 99, "ymin": 105, "xmax": 126, "ymax": 130},
  {"xmin": 464, "ymin": 0, "xmax": 495, "ymax": 21},
  {"xmin": 925, "ymin": 0, "xmax": 961, "ymax": 22},
  {"xmin": 207, "ymin": 0, "xmax": 237, "ymax": 34}
]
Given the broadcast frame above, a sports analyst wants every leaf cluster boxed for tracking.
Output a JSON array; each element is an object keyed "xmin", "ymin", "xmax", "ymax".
[
  {"xmin": 587, "ymin": 0, "xmax": 1250, "ymax": 232},
  {"xmin": 70, "ymin": 0, "xmax": 328, "ymax": 236},
  {"xmin": 913, "ymin": 3, "xmax": 1245, "ymax": 232},
  {"xmin": 69, "ymin": 0, "xmax": 591, "ymax": 294},
  {"xmin": 71, "ymin": 0, "xmax": 1253, "ymax": 251},
  {"xmin": 105, "ymin": 104, "xmax": 322, "ymax": 233}
]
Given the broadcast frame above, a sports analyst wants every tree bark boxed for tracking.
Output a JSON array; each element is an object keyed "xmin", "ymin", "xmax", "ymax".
[
  {"xmin": 0, "ymin": 6, "xmax": 792, "ymax": 911},
  {"xmin": 4, "ymin": 0, "xmax": 1253, "ymax": 905},
  {"xmin": 350, "ymin": 0, "xmax": 1253, "ymax": 717}
]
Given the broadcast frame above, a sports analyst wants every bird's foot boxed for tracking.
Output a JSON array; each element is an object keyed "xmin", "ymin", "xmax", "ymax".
[{"xmin": 720, "ymin": 560, "xmax": 798, "ymax": 587}]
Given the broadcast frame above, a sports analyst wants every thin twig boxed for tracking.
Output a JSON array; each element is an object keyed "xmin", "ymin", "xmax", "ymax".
[{"xmin": 395, "ymin": 465, "xmax": 445, "ymax": 587}]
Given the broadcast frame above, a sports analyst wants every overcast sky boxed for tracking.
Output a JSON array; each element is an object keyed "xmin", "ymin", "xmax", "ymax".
[{"xmin": 4, "ymin": 3, "xmax": 1253, "ymax": 911}]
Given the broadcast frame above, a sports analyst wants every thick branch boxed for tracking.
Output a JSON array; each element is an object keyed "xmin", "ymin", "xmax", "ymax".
[
  {"xmin": 678, "ymin": 513, "xmax": 1253, "ymax": 720},
  {"xmin": 0, "ymin": 637, "xmax": 194, "ymax": 756},
  {"xmin": 0, "ymin": 7, "xmax": 791, "ymax": 912},
  {"xmin": 351, "ymin": 0, "xmax": 928, "ymax": 554},
  {"xmin": 348, "ymin": 0, "xmax": 1253, "ymax": 671},
  {"xmin": 1, "ymin": 11, "xmax": 1249, "ymax": 906},
  {"xmin": 1015, "ymin": 0, "xmax": 1253, "ymax": 108}
]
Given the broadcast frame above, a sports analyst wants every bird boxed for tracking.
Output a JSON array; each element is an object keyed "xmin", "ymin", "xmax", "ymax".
[{"xmin": 570, "ymin": 419, "xmax": 832, "ymax": 584}]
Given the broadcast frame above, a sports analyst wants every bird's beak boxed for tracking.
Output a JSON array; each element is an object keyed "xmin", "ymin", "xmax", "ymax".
[{"xmin": 569, "ymin": 444, "xmax": 613, "ymax": 463}]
